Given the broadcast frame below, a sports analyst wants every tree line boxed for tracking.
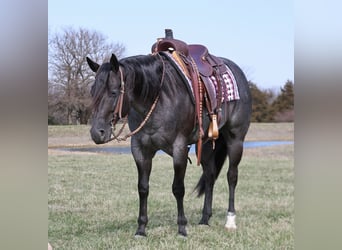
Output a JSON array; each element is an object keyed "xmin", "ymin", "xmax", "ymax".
[
  {"xmin": 48, "ymin": 27, "xmax": 294, "ymax": 125},
  {"xmin": 249, "ymin": 80, "xmax": 294, "ymax": 122}
]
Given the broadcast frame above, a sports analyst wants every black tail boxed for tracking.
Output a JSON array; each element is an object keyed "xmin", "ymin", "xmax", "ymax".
[
  {"xmin": 195, "ymin": 138, "xmax": 228, "ymax": 197},
  {"xmin": 194, "ymin": 174, "xmax": 206, "ymax": 197}
]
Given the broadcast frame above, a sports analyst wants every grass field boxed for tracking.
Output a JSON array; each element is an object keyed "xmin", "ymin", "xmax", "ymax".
[{"xmin": 48, "ymin": 123, "xmax": 294, "ymax": 249}]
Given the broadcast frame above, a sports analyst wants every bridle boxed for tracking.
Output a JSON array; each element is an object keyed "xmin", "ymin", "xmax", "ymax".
[
  {"xmin": 113, "ymin": 67, "xmax": 125, "ymax": 121},
  {"xmin": 109, "ymin": 54, "xmax": 166, "ymax": 142}
]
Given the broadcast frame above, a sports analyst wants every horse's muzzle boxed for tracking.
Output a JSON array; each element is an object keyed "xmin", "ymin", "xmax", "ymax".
[{"xmin": 90, "ymin": 126, "xmax": 109, "ymax": 144}]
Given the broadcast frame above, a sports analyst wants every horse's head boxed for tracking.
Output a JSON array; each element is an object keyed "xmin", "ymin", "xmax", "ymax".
[{"xmin": 86, "ymin": 54, "xmax": 125, "ymax": 144}]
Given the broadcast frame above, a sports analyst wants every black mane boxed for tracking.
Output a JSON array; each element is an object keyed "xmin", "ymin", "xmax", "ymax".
[{"xmin": 121, "ymin": 55, "xmax": 165, "ymax": 102}]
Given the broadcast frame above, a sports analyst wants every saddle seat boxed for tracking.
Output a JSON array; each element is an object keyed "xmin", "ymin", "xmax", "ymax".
[
  {"xmin": 152, "ymin": 38, "xmax": 189, "ymax": 56},
  {"xmin": 188, "ymin": 44, "xmax": 225, "ymax": 77}
]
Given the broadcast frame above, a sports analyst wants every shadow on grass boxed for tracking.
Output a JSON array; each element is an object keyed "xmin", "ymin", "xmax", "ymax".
[{"xmin": 93, "ymin": 205, "xmax": 213, "ymax": 236}]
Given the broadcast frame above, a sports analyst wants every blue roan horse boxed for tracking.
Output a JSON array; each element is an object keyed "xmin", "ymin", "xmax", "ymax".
[{"xmin": 86, "ymin": 50, "xmax": 252, "ymax": 236}]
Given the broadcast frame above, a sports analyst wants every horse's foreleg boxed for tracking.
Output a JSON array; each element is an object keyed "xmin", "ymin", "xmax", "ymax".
[
  {"xmin": 134, "ymin": 155, "xmax": 152, "ymax": 237},
  {"xmin": 226, "ymin": 140, "xmax": 243, "ymax": 230},
  {"xmin": 172, "ymin": 147, "xmax": 188, "ymax": 236}
]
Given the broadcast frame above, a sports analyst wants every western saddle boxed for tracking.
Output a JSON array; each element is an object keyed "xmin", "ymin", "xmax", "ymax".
[{"xmin": 151, "ymin": 29, "xmax": 228, "ymax": 164}]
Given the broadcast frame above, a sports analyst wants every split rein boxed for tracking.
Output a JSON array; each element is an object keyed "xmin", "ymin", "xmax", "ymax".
[{"xmin": 108, "ymin": 54, "xmax": 166, "ymax": 142}]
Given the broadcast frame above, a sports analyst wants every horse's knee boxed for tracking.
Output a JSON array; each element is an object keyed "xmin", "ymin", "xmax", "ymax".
[
  {"xmin": 172, "ymin": 168, "xmax": 186, "ymax": 198},
  {"xmin": 138, "ymin": 215, "xmax": 148, "ymax": 225},
  {"xmin": 172, "ymin": 183, "xmax": 185, "ymax": 197},
  {"xmin": 138, "ymin": 182, "xmax": 149, "ymax": 197}
]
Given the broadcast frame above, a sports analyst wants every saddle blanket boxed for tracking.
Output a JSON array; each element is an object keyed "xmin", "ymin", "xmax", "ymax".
[
  {"xmin": 209, "ymin": 66, "xmax": 240, "ymax": 102},
  {"xmin": 162, "ymin": 52, "xmax": 240, "ymax": 103}
]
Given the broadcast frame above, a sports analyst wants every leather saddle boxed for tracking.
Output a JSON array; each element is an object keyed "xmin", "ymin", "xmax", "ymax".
[{"xmin": 152, "ymin": 38, "xmax": 227, "ymax": 117}]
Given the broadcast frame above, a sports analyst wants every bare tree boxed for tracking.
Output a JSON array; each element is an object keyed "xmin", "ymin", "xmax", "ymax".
[{"xmin": 48, "ymin": 27, "xmax": 125, "ymax": 124}]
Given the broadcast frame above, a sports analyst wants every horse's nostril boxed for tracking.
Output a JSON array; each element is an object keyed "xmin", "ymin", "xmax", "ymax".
[{"xmin": 99, "ymin": 129, "xmax": 105, "ymax": 136}]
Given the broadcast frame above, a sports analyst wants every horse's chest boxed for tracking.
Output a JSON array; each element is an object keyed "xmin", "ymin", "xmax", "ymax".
[{"xmin": 140, "ymin": 128, "xmax": 174, "ymax": 146}]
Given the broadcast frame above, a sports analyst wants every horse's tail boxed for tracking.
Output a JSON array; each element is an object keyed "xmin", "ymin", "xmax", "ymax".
[
  {"xmin": 194, "ymin": 174, "xmax": 207, "ymax": 197},
  {"xmin": 195, "ymin": 138, "xmax": 228, "ymax": 197}
]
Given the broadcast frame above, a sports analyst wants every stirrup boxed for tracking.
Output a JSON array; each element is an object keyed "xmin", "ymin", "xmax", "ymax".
[{"xmin": 208, "ymin": 114, "xmax": 219, "ymax": 140}]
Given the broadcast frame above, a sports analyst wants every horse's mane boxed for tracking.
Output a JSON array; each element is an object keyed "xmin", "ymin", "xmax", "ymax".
[{"xmin": 121, "ymin": 55, "xmax": 166, "ymax": 102}]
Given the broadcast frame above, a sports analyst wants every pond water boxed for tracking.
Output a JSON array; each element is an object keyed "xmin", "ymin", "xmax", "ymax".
[{"xmin": 58, "ymin": 141, "xmax": 293, "ymax": 155}]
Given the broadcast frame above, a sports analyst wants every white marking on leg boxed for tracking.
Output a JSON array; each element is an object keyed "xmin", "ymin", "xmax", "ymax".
[{"xmin": 225, "ymin": 211, "xmax": 237, "ymax": 230}]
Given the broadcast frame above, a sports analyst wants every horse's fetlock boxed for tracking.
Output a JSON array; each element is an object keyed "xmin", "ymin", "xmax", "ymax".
[
  {"xmin": 138, "ymin": 184, "xmax": 149, "ymax": 195},
  {"xmin": 138, "ymin": 215, "xmax": 148, "ymax": 225},
  {"xmin": 177, "ymin": 216, "xmax": 188, "ymax": 226}
]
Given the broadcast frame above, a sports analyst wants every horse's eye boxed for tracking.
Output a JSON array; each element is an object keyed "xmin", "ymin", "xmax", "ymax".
[{"xmin": 111, "ymin": 90, "xmax": 118, "ymax": 97}]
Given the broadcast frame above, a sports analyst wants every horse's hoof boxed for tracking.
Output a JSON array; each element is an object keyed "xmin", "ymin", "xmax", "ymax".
[
  {"xmin": 134, "ymin": 231, "xmax": 147, "ymax": 238},
  {"xmin": 178, "ymin": 226, "xmax": 187, "ymax": 238},
  {"xmin": 134, "ymin": 234, "xmax": 146, "ymax": 239},
  {"xmin": 199, "ymin": 220, "xmax": 210, "ymax": 226},
  {"xmin": 178, "ymin": 230, "xmax": 187, "ymax": 239},
  {"xmin": 199, "ymin": 216, "xmax": 210, "ymax": 225},
  {"xmin": 225, "ymin": 212, "xmax": 237, "ymax": 230}
]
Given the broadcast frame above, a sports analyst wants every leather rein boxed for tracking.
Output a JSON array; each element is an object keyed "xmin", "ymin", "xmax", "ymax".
[{"xmin": 109, "ymin": 54, "xmax": 166, "ymax": 142}]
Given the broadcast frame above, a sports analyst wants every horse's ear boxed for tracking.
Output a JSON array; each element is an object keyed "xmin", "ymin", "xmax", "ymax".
[
  {"xmin": 110, "ymin": 54, "xmax": 120, "ymax": 72},
  {"xmin": 86, "ymin": 57, "xmax": 99, "ymax": 72}
]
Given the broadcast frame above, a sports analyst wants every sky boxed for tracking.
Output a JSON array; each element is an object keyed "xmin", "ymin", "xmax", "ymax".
[{"xmin": 48, "ymin": 0, "xmax": 293, "ymax": 90}]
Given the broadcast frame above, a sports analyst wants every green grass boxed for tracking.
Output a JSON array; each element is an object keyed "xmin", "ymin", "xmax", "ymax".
[{"xmin": 48, "ymin": 144, "xmax": 294, "ymax": 249}]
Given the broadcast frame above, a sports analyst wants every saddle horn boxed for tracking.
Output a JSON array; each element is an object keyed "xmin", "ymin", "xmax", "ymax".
[{"xmin": 165, "ymin": 29, "xmax": 174, "ymax": 39}]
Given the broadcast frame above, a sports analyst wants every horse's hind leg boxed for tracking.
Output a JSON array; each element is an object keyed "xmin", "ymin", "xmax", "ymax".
[
  {"xmin": 225, "ymin": 139, "xmax": 243, "ymax": 230},
  {"xmin": 198, "ymin": 136, "xmax": 227, "ymax": 225}
]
